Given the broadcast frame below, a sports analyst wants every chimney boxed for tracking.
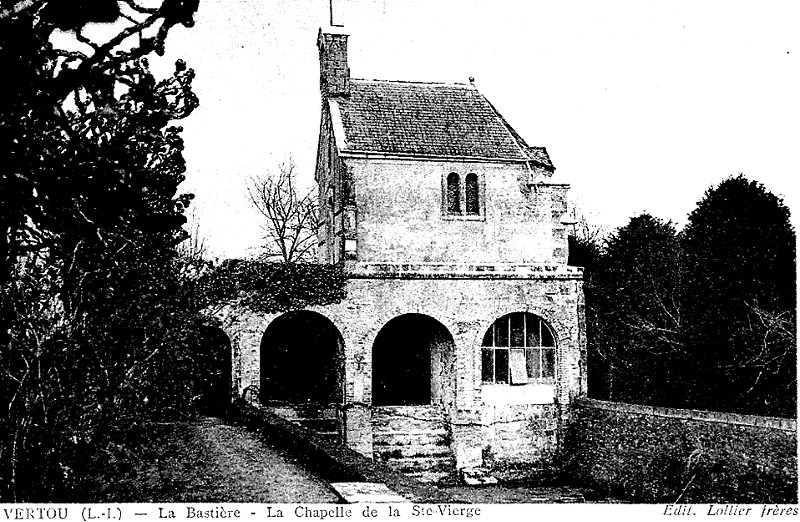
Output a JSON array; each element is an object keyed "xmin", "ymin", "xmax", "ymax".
[{"xmin": 317, "ymin": 28, "xmax": 350, "ymax": 97}]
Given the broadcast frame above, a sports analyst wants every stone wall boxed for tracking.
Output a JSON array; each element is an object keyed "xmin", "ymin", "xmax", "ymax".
[
  {"xmin": 221, "ymin": 267, "xmax": 585, "ymax": 470},
  {"xmin": 225, "ymin": 272, "xmax": 584, "ymax": 402},
  {"xmin": 481, "ymin": 403, "xmax": 559, "ymax": 467},
  {"xmin": 346, "ymin": 157, "xmax": 569, "ymax": 265},
  {"xmin": 564, "ymin": 398, "xmax": 798, "ymax": 503}
]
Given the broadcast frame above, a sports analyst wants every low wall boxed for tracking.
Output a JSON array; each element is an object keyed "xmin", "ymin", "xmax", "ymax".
[
  {"xmin": 231, "ymin": 400, "xmax": 457, "ymax": 503},
  {"xmin": 562, "ymin": 398, "xmax": 797, "ymax": 503}
]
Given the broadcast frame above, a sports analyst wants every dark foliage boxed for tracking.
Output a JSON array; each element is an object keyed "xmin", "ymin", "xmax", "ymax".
[
  {"xmin": 0, "ymin": 0, "xmax": 215, "ymax": 501},
  {"xmin": 193, "ymin": 259, "xmax": 347, "ymax": 314},
  {"xmin": 582, "ymin": 176, "xmax": 795, "ymax": 418},
  {"xmin": 682, "ymin": 175, "xmax": 796, "ymax": 416},
  {"xmin": 590, "ymin": 215, "xmax": 685, "ymax": 405},
  {"xmin": 567, "ymin": 234, "xmax": 602, "ymax": 277},
  {"xmin": 568, "ymin": 233, "xmax": 605, "ymax": 402}
]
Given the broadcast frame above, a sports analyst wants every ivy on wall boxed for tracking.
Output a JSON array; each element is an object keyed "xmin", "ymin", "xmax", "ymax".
[{"xmin": 195, "ymin": 260, "xmax": 347, "ymax": 314}]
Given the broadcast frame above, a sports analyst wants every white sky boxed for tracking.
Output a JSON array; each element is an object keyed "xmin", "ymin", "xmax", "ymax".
[{"xmin": 157, "ymin": 0, "xmax": 799, "ymax": 259}]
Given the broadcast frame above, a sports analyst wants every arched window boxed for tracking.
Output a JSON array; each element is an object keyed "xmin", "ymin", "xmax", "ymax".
[
  {"xmin": 446, "ymin": 173, "xmax": 461, "ymax": 214},
  {"xmin": 465, "ymin": 173, "xmax": 479, "ymax": 215},
  {"xmin": 481, "ymin": 312, "xmax": 555, "ymax": 385}
]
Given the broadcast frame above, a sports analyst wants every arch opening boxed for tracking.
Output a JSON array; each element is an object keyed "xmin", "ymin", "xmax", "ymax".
[
  {"xmin": 194, "ymin": 325, "xmax": 233, "ymax": 415},
  {"xmin": 372, "ymin": 314, "xmax": 456, "ymax": 407},
  {"xmin": 260, "ymin": 310, "xmax": 344, "ymax": 405}
]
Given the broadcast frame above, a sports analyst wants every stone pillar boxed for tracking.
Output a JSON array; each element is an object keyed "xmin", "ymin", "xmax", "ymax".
[
  {"xmin": 238, "ymin": 329, "xmax": 262, "ymax": 398},
  {"xmin": 451, "ymin": 409, "xmax": 483, "ymax": 469},
  {"xmin": 341, "ymin": 403, "xmax": 373, "ymax": 457}
]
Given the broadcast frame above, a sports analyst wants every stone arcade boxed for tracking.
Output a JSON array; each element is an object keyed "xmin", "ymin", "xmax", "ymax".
[{"xmin": 221, "ymin": 28, "xmax": 586, "ymax": 481}]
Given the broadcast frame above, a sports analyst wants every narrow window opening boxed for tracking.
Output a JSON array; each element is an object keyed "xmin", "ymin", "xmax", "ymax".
[
  {"xmin": 446, "ymin": 173, "xmax": 461, "ymax": 214},
  {"xmin": 465, "ymin": 173, "xmax": 479, "ymax": 215}
]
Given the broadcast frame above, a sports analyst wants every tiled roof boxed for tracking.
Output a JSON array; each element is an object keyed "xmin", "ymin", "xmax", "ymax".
[{"xmin": 331, "ymin": 80, "xmax": 553, "ymax": 168}]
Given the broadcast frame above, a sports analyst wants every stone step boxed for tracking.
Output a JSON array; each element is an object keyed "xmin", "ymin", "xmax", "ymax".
[
  {"xmin": 405, "ymin": 470, "xmax": 453, "ymax": 484},
  {"xmin": 375, "ymin": 444, "xmax": 452, "ymax": 459},
  {"xmin": 379, "ymin": 455, "xmax": 455, "ymax": 473},
  {"xmin": 372, "ymin": 405, "xmax": 445, "ymax": 423},
  {"xmin": 372, "ymin": 404, "xmax": 439, "ymax": 415},
  {"xmin": 372, "ymin": 416, "xmax": 448, "ymax": 433},
  {"xmin": 373, "ymin": 430, "xmax": 449, "ymax": 447}
]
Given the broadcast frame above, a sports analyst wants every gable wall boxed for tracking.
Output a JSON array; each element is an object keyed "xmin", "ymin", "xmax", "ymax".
[
  {"xmin": 316, "ymin": 104, "xmax": 350, "ymax": 264},
  {"xmin": 346, "ymin": 158, "xmax": 568, "ymax": 264}
]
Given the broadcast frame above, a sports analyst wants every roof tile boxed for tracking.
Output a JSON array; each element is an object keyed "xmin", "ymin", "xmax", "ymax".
[{"xmin": 333, "ymin": 80, "xmax": 553, "ymax": 168}]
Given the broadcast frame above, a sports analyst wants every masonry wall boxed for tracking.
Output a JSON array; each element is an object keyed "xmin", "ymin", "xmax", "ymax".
[
  {"xmin": 234, "ymin": 277, "xmax": 583, "ymax": 405},
  {"xmin": 315, "ymin": 104, "xmax": 348, "ymax": 264},
  {"xmin": 481, "ymin": 403, "xmax": 559, "ymax": 467},
  {"xmin": 563, "ymin": 398, "xmax": 798, "ymax": 503},
  {"xmin": 346, "ymin": 158, "xmax": 569, "ymax": 265},
  {"xmin": 222, "ymin": 272, "xmax": 585, "ymax": 469}
]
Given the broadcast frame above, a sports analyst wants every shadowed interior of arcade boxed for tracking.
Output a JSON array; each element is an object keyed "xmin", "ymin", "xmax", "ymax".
[
  {"xmin": 372, "ymin": 314, "xmax": 456, "ymax": 408},
  {"xmin": 259, "ymin": 311, "xmax": 344, "ymax": 405}
]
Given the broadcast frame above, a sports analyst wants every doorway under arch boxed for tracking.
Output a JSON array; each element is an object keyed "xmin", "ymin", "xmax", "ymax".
[
  {"xmin": 194, "ymin": 325, "xmax": 233, "ymax": 415},
  {"xmin": 260, "ymin": 310, "xmax": 344, "ymax": 405},
  {"xmin": 372, "ymin": 314, "xmax": 456, "ymax": 407}
]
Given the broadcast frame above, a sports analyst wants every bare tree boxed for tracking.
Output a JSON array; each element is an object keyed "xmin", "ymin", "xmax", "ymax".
[
  {"xmin": 566, "ymin": 197, "xmax": 607, "ymax": 245},
  {"xmin": 177, "ymin": 207, "xmax": 208, "ymax": 262},
  {"xmin": 247, "ymin": 159, "xmax": 318, "ymax": 263},
  {"xmin": 736, "ymin": 302, "xmax": 796, "ymax": 395}
]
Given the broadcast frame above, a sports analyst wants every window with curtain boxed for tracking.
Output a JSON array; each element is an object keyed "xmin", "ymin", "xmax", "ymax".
[{"xmin": 481, "ymin": 312, "xmax": 555, "ymax": 385}]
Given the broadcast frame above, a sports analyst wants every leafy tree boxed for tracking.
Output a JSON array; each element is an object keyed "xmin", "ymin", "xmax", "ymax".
[
  {"xmin": 0, "ymin": 0, "xmax": 208, "ymax": 500},
  {"xmin": 590, "ymin": 214, "xmax": 684, "ymax": 405},
  {"xmin": 1, "ymin": 0, "xmax": 199, "ymax": 280},
  {"xmin": 681, "ymin": 175, "xmax": 796, "ymax": 416}
]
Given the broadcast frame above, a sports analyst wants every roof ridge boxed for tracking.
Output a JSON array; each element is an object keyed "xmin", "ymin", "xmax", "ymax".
[{"xmin": 351, "ymin": 78, "xmax": 472, "ymax": 88}]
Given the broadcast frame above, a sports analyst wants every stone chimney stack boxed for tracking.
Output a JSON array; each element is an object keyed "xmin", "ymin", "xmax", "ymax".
[{"xmin": 317, "ymin": 28, "xmax": 350, "ymax": 97}]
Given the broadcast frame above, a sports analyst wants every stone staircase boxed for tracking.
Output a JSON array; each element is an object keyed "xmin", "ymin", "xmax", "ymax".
[
  {"xmin": 372, "ymin": 405, "xmax": 456, "ymax": 483},
  {"xmin": 267, "ymin": 404, "xmax": 340, "ymax": 444}
]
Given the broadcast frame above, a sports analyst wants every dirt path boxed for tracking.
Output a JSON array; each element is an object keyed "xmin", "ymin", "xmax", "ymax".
[
  {"xmin": 86, "ymin": 417, "xmax": 340, "ymax": 503},
  {"xmin": 191, "ymin": 417, "xmax": 340, "ymax": 502}
]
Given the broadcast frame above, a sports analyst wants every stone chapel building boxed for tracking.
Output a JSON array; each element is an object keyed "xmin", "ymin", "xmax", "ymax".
[{"xmin": 226, "ymin": 28, "xmax": 586, "ymax": 481}]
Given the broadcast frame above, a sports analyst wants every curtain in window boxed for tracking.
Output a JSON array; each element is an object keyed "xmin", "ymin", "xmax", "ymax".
[{"xmin": 481, "ymin": 312, "xmax": 556, "ymax": 384}]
